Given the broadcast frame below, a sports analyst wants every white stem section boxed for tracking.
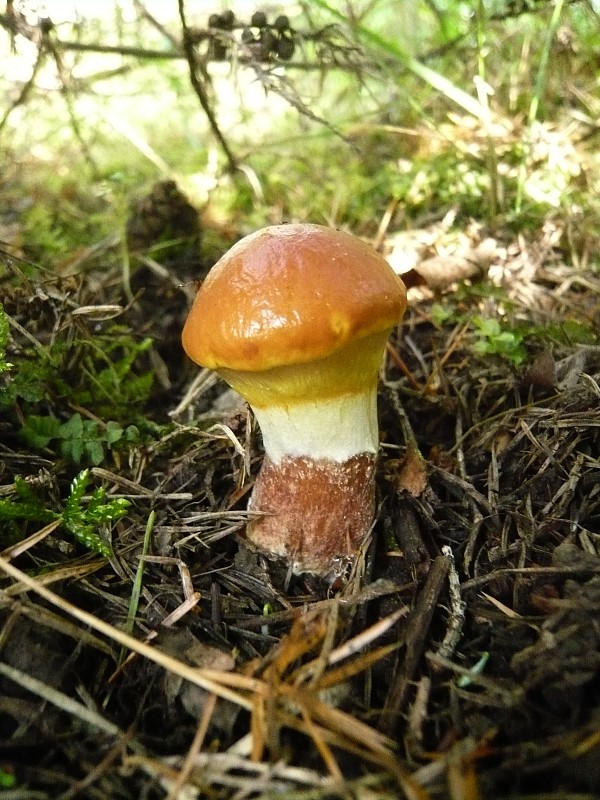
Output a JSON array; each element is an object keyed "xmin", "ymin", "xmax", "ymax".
[{"xmin": 251, "ymin": 389, "xmax": 379, "ymax": 464}]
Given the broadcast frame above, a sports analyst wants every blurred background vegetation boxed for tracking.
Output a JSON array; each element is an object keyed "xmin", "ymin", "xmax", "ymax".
[{"xmin": 2, "ymin": 0, "xmax": 599, "ymax": 266}]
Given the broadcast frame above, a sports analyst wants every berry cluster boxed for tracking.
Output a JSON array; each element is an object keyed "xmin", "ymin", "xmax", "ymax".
[
  {"xmin": 207, "ymin": 10, "xmax": 236, "ymax": 60},
  {"xmin": 241, "ymin": 11, "xmax": 295, "ymax": 62},
  {"xmin": 206, "ymin": 9, "xmax": 295, "ymax": 62}
]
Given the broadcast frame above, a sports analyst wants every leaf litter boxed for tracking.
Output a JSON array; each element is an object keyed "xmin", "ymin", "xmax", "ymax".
[{"xmin": 0, "ymin": 217, "xmax": 600, "ymax": 799}]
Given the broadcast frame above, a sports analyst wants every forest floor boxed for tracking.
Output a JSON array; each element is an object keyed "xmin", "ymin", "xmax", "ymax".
[{"xmin": 1, "ymin": 189, "xmax": 600, "ymax": 799}]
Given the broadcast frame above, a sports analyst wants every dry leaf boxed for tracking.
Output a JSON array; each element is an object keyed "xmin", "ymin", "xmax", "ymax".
[
  {"xmin": 395, "ymin": 442, "xmax": 428, "ymax": 497},
  {"xmin": 522, "ymin": 349, "xmax": 556, "ymax": 389}
]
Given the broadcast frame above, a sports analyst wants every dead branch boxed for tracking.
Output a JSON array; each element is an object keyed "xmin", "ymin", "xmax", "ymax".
[{"xmin": 176, "ymin": 0, "xmax": 238, "ymax": 173}]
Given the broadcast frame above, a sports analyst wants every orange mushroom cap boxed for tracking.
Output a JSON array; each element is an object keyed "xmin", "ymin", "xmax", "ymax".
[{"xmin": 181, "ymin": 223, "xmax": 407, "ymax": 374}]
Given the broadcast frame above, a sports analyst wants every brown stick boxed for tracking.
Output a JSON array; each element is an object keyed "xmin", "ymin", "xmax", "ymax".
[
  {"xmin": 378, "ymin": 552, "xmax": 451, "ymax": 735},
  {"xmin": 177, "ymin": 0, "xmax": 238, "ymax": 173}
]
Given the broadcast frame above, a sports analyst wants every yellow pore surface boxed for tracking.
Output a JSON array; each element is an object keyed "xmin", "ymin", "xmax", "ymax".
[{"xmin": 217, "ymin": 330, "xmax": 390, "ymax": 408}]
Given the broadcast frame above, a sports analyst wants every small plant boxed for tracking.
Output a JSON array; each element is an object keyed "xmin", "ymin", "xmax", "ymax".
[
  {"xmin": 431, "ymin": 303, "xmax": 528, "ymax": 366},
  {"xmin": 0, "ymin": 330, "xmax": 65, "ymax": 405},
  {"xmin": 471, "ymin": 316, "xmax": 527, "ymax": 366},
  {"xmin": 543, "ymin": 319, "xmax": 598, "ymax": 347},
  {"xmin": 69, "ymin": 328, "xmax": 155, "ymax": 417},
  {"xmin": 1, "ymin": 317, "xmax": 155, "ymax": 420},
  {"xmin": 21, "ymin": 412, "xmax": 139, "ymax": 466},
  {"xmin": 0, "ymin": 768, "xmax": 16, "ymax": 790},
  {"xmin": 0, "ymin": 469, "xmax": 128, "ymax": 556},
  {"xmin": 0, "ymin": 303, "xmax": 12, "ymax": 374},
  {"xmin": 62, "ymin": 469, "xmax": 128, "ymax": 556}
]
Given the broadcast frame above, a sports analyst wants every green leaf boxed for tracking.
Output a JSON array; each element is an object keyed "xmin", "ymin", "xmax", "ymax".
[
  {"xmin": 0, "ymin": 495, "xmax": 55, "ymax": 523},
  {"xmin": 65, "ymin": 468, "xmax": 90, "ymax": 509},
  {"xmin": 58, "ymin": 414, "xmax": 105, "ymax": 465},
  {"xmin": 61, "ymin": 436, "xmax": 85, "ymax": 464},
  {"xmin": 473, "ymin": 316, "xmax": 501, "ymax": 337},
  {"xmin": 472, "ymin": 317, "xmax": 527, "ymax": 366},
  {"xmin": 125, "ymin": 424, "xmax": 140, "ymax": 442},
  {"xmin": 0, "ymin": 768, "xmax": 16, "ymax": 789},
  {"xmin": 430, "ymin": 304, "xmax": 455, "ymax": 327},
  {"xmin": 61, "ymin": 469, "xmax": 120, "ymax": 557},
  {"xmin": 105, "ymin": 421, "xmax": 124, "ymax": 446},
  {"xmin": 59, "ymin": 413, "xmax": 85, "ymax": 440},
  {"xmin": 19, "ymin": 412, "xmax": 136, "ymax": 467},
  {"xmin": 0, "ymin": 476, "xmax": 57, "ymax": 549},
  {"xmin": 20, "ymin": 415, "xmax": 62, "ymax": 449},
  {"xmin": 84, "ymin": 439, "xmax": 105, "ymax": 466},
  {"xmin": 0, "ymin": 470, "xmax": 127, "ymax": 556}
]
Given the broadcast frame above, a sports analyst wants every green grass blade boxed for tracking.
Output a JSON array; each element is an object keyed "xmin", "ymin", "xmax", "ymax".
[
  {"xmin": 515, "ymin": 0, "xmax": 567, "ymax": 212},
  {"xmin": 121, "ymin": 509, "xmax": 155, "ymax": 663},
  {"xmin": 310, "ymin": 0, "xmax": 486, "ymax": 119}
]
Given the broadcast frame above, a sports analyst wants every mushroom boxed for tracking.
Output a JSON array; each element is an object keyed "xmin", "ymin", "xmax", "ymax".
[{"xmin": 182, "ymin": 223, "xmax": 407, "ymax": 575}]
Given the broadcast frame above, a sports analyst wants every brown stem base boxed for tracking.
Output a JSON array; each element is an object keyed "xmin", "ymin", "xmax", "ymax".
[{"xmin": 246, "ymin": 453, "xmax": 376, "ymax": 575}]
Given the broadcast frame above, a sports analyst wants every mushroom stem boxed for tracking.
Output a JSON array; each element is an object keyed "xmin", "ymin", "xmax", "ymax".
[
  {"xmin": 216, "ymin": 333, "xmax": 389, "ymax": 574},
  {"xmin": 246, "ymin": 387, "xmax": 379, "ymax": 572},
  {"xmin": 251, "ymin": 390, "xmax": 379, "ymax": 463},
  {"xmin": 248, "ymin": 450, "xmax": 376, "ymax": 575}
]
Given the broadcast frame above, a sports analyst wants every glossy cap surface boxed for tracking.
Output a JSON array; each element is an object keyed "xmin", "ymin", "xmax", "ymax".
[{"xmin": 182, "ymin": 223, "xmax": 407, "ymax": 373}]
